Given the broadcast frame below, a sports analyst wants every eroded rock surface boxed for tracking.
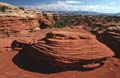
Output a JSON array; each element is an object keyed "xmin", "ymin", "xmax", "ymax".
[
  {"xmin": 12, "ymin": 28, "xmax": 114, "ymax": 69},
  {"xmin": 96, "ymin": 26, "xmax": 120, "ymax": 57},
  {"xmin": 39, "ymin": 17, "xmax": 53, "ymax": 29},
  {"xmin": 0, "ymin": 16, "xmax": 39, "ymax": 36}
]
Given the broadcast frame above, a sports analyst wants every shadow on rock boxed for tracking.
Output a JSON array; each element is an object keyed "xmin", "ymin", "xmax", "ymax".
[
  {"xmin": 96, "ymin": 32, "xmax": 120, "ymax": 58},
  {"xmin": 12, "ymin": 48, "xmax": 103, "ymax": 74},
  {"xmin": 12, "ymin": 49, "xmax": 65, "ymax": 74},
  {"xmin": 11, "ymin": 37, "xmax": 105, "ymax": 74}
]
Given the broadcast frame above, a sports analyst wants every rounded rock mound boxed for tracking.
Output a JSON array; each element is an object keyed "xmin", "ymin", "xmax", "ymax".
[
  {"xmin": 12, "ymin": 30, "xmax": 114, "ymax": 69},
  {"xmin": 32, "ymin": 31, "xmax": 114, "ymax": 69}
]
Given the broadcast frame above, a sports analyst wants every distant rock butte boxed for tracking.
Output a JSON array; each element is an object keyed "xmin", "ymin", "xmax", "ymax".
[{"xmin": 12, "ymin": 27, "xmax": 114, "ymax": 69}]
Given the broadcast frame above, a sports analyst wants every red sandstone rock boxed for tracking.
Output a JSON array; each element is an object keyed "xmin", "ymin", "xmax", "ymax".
[
  {"xmin": 0, "ymin": 16, "xmax": 39, "ymax": 35},
  {"xmin": 12, "ymin": 28, "xmax": 114, "ymax": 69},
  {"xmin": 53, "ymin": 13, "xmax": 60, "ymax": 22},
  {"xmin": 39, "ymin": 17, "xmax": 53, "ymax": 29},
  {"xmin": 40, "ymin": 13, "xmax": 60, "ymax": 29},
  {"xmin": 32, "ymin": 31, "xmax": 114, "ymax": 68}
]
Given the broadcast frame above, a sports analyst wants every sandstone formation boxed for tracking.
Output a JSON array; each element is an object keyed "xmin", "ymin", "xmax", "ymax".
[
  {"xmin": 39, "ymin": 13, "xmax": 60, "ymax": 29},
  {"xmin": 0, "ymin": 2, "xmax": 60, "ymax": 35},
  {"xmin": 0, "ymin": 2, "xmax": 24, "ymax": 14},
  {"xmin": 0, "ymin": 2, "xmax": 62, "ymax": 36},
  {"xmin": 86, "ymin": 23, "xmax": 120, "ymax": 58},
  {"xmin": 39, "ymin": 17, "xmax": 53, "ymax": 29},
  {"xmin": 53, "ymin": 13, "xmax": 60, "ymax": 22},
  {"xmin": 96, "ymin": 26, "xmax": 120, "ymax": 58},
  {"xmin": 0, "ymin": 2, "xmax": 40, "ymax": 17},
  {"xmin": 32, "ymin": 31, "xmax": 114, "ymax": 68},
  {"xmin": 43, "ymin": 13, "xmax": 53, "ymax": 21},
  {"xmin": 0, "ymin": 2, "xmax": 42, "ymax": 36},
  {"xmin": 0, "ymin": 16, "xmax": 39, "ymax": 36},
  {"xmin": 12, "ymin": 29, "xmax": 114, "ymax": 69},
  {"xmin": 43, "ymin": 13, "xmax": 60, "ymax": 23}
]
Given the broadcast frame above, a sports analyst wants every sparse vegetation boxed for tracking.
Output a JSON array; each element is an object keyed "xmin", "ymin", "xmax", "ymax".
[
  {"xmin": 53, "ymin": 14, "xmax": 120, "ymax": 32},
  {"xmin": 0, "ymin": 6, "xmax": 8, "ymax": 12},
  {"xmin": 28, "ymin": 28, "xmax": 36, "ymax": 32},
  {"xmin": 19, "ymin": 7, "xmax": 25, "ymax": 10}
]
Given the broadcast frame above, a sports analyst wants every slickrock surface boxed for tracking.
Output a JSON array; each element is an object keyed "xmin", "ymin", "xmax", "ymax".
[
  {"xmin": 12, "ymin": 26, "xmax": 114, "ymax": 69},
  {"xmin": 0, "ymin": 26, "xmax": 119, "ymax": 78},
  {"xmin": 0, "ymin": 2, "xmax": 59, "ymax": 35},
  {"xmin": 0, "ymin": 2, "xmax": 24, "ymax": 14},
  {"xmin": 92, "ymin": 25, "xmax": 120, "ymax": 58},
  {"xmin": 0, "ymin": 16, "xmax": 39, "ymax": 35},
  {"xmin": 31, "ymin": 31, "xmax": 114, "ymax": 68},
  {"xmin": 36, "ymin": 31, "xmax": 114, "ymax": 60},
  {"xmin": 0, "ymin": 2, "xmax": 61, "ymax": 36},
  {"xmin": 106, "ymin": 26, "xmax": 120, "ymax": 43},
  {"xmin": 0, "ymin": 2, "xmax": 39, "ymax": 17},
  {"xmin": 0, "ymin": 2, "xmax": 41, "ymax": 36}
]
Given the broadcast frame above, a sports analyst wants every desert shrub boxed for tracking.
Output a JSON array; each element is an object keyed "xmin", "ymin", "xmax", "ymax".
[
  {"xmin": 19, "ymin": 7, "xmax": 25, "ymax": 10},
  {"xmin": 53, "ymin": 21, "xmax": 65, "ymax": 28},
  {"xmin": 28, "ymin": 28, "xmax": 35, "ymax": 32},
  {"xmin": 0, "ymin": 6, "xmax": 8, "ymax": 12},
  {"xmin": 53, "ymin": 14, "xmax": 120, "ymax": 29},
  {"xmin": 104, "ymin": 17, "xmax": 112, "ymax": 22}
]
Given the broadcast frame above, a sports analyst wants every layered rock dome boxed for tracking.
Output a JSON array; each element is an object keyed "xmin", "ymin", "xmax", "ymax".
[{"xmin": 12, "ymin": 28, "xmax": 114, "ymax": 69}]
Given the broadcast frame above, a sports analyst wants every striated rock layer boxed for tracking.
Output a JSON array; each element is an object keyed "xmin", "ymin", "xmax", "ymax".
[
  {"xmin": 39, "ymin": 12, "xmax": 60, "ymax": 29},
  {"xmin": 12, "ymin": 27, "xmax": 114, "ymax": 69},
  {"xmin": 0, "ymin": 16, "xmax": 39, "ymax": 35},
  {"xmin": 0, "ymin": 2, "xmax": 42, "ymax": 36},
  {"xmin": 96, "ymin": 26, "xmax": 120, "ymax": 58},
  {"xmin": 31, "ymin": 31, "xmax": 114, "ymax": 68}
]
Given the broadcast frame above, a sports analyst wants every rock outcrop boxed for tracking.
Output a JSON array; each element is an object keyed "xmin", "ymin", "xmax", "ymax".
[
  {"xmin": 0, "ymin": 2, "xmax": 40, "ymax": 17},
  {"xmin": 0, "ymin": 2, "xmax": 42, "ymax": 36},
  {"xmin": 39, "ymin": 17, "xmax": 53, "ymax": 29},
  {"xmin": 0, "ymin": 2, "xmax": 24, "ymax": 14},
  {"xmin": 96, "ymin": 26, "xmax": 120, "ymax": 58},
  {"xmin": 0, "ymin": 16, "xmax": 39, "ymax": 36},
  {"xmin": 39, "ymin": 13, "xmax": 60, "ymax": 29},
  {"xmin": 12, "ymin": 27, "xmax": 114, "ymax": 69},
  {"xmin": 0, "ymin": 2, "xmax": 60, "ymax": 35},
  {"xmin": 32, "ymin": 31, "xmax": 114, "ymax": 68},
  {"xmin": 86, "ymin": 23, "xmax": 120, "ymax": 58}
]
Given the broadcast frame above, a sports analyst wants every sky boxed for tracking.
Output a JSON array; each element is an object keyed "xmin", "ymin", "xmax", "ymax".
[{"xmin": 0, "ymin": 0, "xmax": 120, "ymax": 13}]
